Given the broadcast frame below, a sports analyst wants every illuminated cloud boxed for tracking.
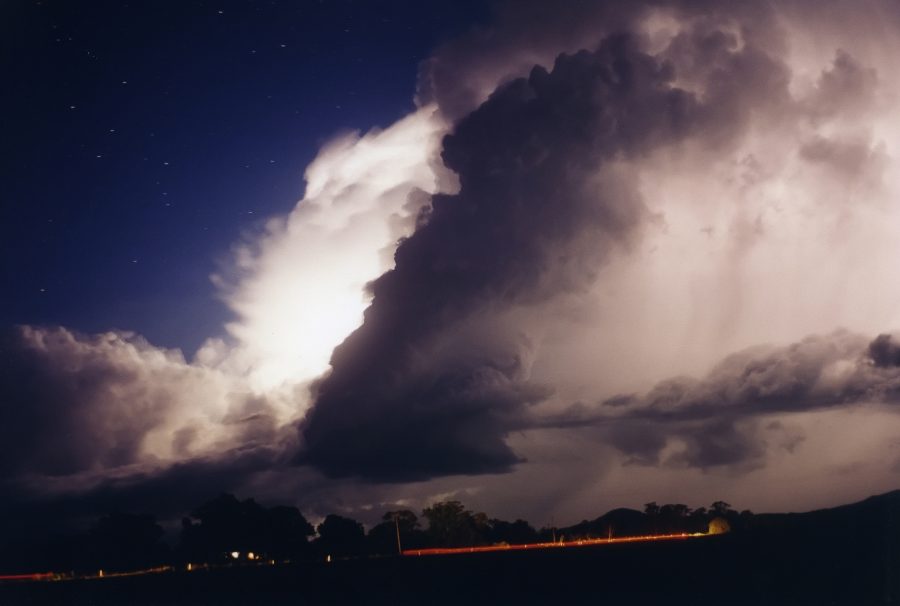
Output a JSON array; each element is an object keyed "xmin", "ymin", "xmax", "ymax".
[
  {"xmin": 5, "ymin": 0, "xmax": 900, "ymax": 532},
  {"xmin": 301, "ymin": 2, "xmax": 900, "ymax": 482},
  {"xmin": 0, "ymin": 108, "xmax": 448, "ymax": 508},
  {"xmin": 0, "ymin": 325, "xmax": 286, "ymax": 478},
  {"xmin": 303, "ymin": 32, "xmax": 696, "ymax": 479},
  {"xmin": 212, "ymin": 107, "xmax": 448, "ymax": 392}
]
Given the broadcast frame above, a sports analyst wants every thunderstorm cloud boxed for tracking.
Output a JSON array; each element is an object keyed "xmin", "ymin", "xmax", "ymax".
[{"xmin": 5, "ymin": 0, "xmax": 900, "ymax": 535}]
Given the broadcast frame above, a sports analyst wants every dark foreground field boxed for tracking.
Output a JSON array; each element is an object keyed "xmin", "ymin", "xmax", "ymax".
[{"xmin": 2, "ymin": 490, "xmax": 899, "ymax": 605}]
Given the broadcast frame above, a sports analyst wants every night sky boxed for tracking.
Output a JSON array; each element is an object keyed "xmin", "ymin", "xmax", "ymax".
[
  {"xmin": 5, "ymin": 0, "xmax": 900, "ymax": 562},
  {"xmin": 2, "ymin": 0, "xmax": 485, "ymax": 352}
]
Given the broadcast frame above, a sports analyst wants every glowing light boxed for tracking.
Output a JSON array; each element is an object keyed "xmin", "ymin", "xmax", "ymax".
[
  {"xmin": 708, "ymin": 518, "xmax": 731, "ymax": 535},
  {"xmin": 230, "ymin": 551, "xmax": 240, "ymax": 559},
  {"xmin": 217, "ymin": 106, "xmax": 446, "ymax": 391},
  {"xmin": 403, "ymin": 531, "xmax": 709, "ymax": 557}
]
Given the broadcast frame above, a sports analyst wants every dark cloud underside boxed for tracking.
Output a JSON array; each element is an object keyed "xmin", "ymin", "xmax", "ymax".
[{"xmin": 544, "ymin": 332, "xmax": 900, "ymax": 470}]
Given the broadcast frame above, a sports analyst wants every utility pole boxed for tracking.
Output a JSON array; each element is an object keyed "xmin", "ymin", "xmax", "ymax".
[{"xmin": 394, "ymin": 514, "xmax": 403, "ymax": 555}]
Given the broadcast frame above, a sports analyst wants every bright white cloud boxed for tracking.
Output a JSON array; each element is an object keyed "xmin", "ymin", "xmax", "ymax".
[{"xmin": 211, "ymin": 106, "xmax": 447, "ymax": 392}]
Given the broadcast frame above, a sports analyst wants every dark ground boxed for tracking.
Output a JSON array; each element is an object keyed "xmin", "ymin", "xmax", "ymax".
[{"xmin": 2, "ymin": 490, "xmax": 899, "ymax": 605}]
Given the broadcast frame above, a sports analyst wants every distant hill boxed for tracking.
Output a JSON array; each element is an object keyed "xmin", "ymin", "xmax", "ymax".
[
  {"xmin": 561, "ymin": 507, "xmax": 650, "ymax": 539},
  {"xmin": 734, "ymin": 489, "xmax": 900, "ymax": 604},
  {"xmin": 751, "ymin": 488, "xmax": 900, "ymax": 533}
]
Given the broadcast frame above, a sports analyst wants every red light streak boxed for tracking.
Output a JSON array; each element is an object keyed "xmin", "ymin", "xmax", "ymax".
[
  {"xmin": 403, "ymin": 532, "xmax": 706, "ymax": 557},
  {"xmin": 0, "ymin": 566, "xmax": 172, "ymax": 584},
  {"xmin": 0, "ymin": 532, "xmax": 714, "ymax": 582},
  {"xmin": 0, "ymin": 573, "xmax": 55, "ymax": 581}
]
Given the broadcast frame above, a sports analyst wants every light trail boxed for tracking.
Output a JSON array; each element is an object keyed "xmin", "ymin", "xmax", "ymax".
[
  {"xmin": 0, "ymin": 566, "xmax": 173, "ymax": 584},
  {"xmin": 0, "ymin": 573, "xmax": 55, "ymax": 582},
  {"xmin": 403, "ymin": 532, "xmax": 708, "ymax": 557},
  {"xmin": 1, "ymin": 532, "xmax": 715, "ymax": 581}
]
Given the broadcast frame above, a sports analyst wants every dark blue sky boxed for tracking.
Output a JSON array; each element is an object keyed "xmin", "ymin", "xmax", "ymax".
[{"xmin": 2, "ymin": 0, "xmax": 488, "ymax": 353}]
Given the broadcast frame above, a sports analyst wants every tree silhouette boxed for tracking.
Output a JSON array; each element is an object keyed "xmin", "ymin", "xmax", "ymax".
[
  {"xmin": 688, "ymin": 507, "xmax": 709, "ymax": 533},
  {"xmin": 87, "ymin": 512, "xmax": 167, "ymax": 572},
  {"xmin": 422, "ymin": 500, "xmax": 488, "ymax": 547},
  {"xmin": 368, "ymin": 510, "xmax": 423, "ymax": 555},
  {"xmin": 387, "ymin": 509, "xmax": 420, "ymax": 534},
  {"xmin": 486, "ymin": 518, "xmax": 539, "ymax": 545},
  {"xmin": 180, "ymin": 494, "xmax": 264, "ymax": 562},
  {"xmin": 316, "ymin": 514, "xmax": 366, "ymax": 556},
  {"xmin": 658, "ymin": 504, "xmax": 692, "ymax": 533},
  {"xmin": 264, "ymin": 505, "xmax": 315, "ymax": 560},
  {"xmin": 179, "ymin": 494, "xmax": 314, "ymax": 563}
]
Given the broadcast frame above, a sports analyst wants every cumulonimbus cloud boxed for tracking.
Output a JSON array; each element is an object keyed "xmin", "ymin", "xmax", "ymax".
[
  {"xmin": 302, "ymin": 32, "xmax": 708, "ymax": 480},
  {"xmin": 5, "ymin": 0, "xmax": 900, "ymax": 531},
  {"xmin": 300, "ymin": 1, "xmax": 900, "ymax": 481},
  {"xmin": 0, "ymin": 109, "xmax": 448, "ymax": 517}
]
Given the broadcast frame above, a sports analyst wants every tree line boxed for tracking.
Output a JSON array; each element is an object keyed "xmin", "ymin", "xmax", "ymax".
[{"xmin": 23, "ymin": 495, "xmax": 751, "ymax": 574}]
